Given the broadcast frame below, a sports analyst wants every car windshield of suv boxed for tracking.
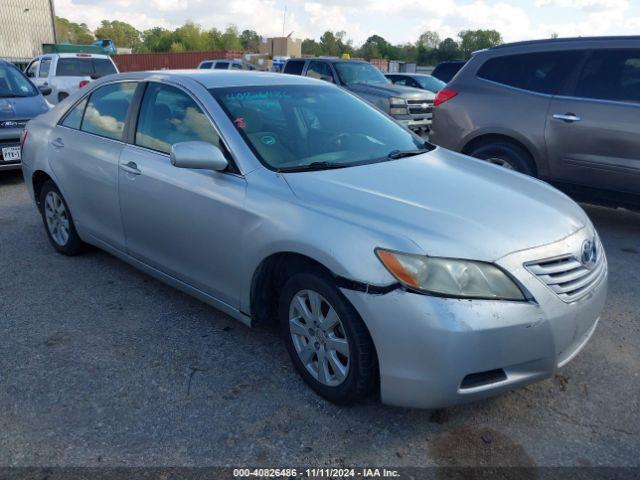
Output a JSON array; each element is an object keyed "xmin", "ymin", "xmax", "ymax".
[
  {"xmin": 0, "ymin": 63, "xmax": 38, "ymax": 98},
  {"xmin": 416, "ymin": 75, "xmax": 446, "ymax": 92},
  {"xmin": 334, "ymin": 62, "xmax": 389, "ymax": 86},
  {"xmin": 212, "ymin": 84, "xmax": 427, "ymax": 171}
]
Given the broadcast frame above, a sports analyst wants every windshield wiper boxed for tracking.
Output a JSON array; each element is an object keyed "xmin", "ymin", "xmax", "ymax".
[
  {"xmin": 277, "ymin": 161, "xmax": 348, "ymax": 173},
  {"xmin": 387, "ymin": 148, "xmax": 431, "ymax": 160}
]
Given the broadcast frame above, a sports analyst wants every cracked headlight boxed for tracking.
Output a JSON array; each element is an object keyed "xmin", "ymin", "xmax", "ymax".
[{"xmin": 376, "ymin": 249, "xmax": 525, "ymax": 301}]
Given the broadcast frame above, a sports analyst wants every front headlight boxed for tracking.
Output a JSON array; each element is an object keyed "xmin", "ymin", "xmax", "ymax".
[
  {"xmin": 376, "ymin": 249, "xmax": 525, "ymax": 300},
  {"xmin": 389, "ymin": 96, "xmax": 408, "ymax": 116}
]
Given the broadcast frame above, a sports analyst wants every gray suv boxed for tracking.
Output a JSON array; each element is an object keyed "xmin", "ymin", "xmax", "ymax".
[
  {"xmin": 430, "ymin": 36, "xmax": 640, "ymax": 210},
  {"xmin": 283, "ymin": 58, "xmax": 434, "ymax": 135}
]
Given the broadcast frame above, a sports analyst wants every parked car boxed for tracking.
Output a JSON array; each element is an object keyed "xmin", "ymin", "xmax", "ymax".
[
  {"xmin": 431, "ymin": 60, "xmax": 466, "ymax": 83},
  {"xmin": 197, "ymin": 59, "xmax": 262, "ymax": 71},
  {"xmin": 0, "ymin": 60, "xmax": 50, "ymax": 171},
  {"xmin": 283, "ymin": 58, "xmax": 434, "ymax": 135},
  {"xmin": 22, "ymin": 71, "xmax": 607, "ymax": 408},
  {"xmin": 386, "ymin": 73, "xmax": 446, "ymax": 93},
  {"xmin": 24, "ymin": 53, "xmax": 118, "ymax": 105},
  {"xmin": 430, "ymin": 36, "xmax": 640, "ymax": 210}
]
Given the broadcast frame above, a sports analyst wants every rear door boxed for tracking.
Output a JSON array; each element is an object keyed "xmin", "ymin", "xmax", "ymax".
[
  {"xmin": 49, "ymin": 81, "xmax": 137, "ymax": 249},
  {"xmin": 545, "ymin": 48, "xmax": 640, "ymax": 196}
]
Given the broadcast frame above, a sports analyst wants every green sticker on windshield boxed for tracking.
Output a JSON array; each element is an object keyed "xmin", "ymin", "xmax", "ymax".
[{"xmin": 261, "ymin": 135, "xmax": 276, "ymax": 146}]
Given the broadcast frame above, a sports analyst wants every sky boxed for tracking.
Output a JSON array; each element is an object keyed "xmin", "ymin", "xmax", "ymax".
[{"xmin": 54, "ymin": 0, "xmax": 640, "ymax": 45}]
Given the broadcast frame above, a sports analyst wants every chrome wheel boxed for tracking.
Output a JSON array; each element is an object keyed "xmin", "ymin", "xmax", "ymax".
[
  {"xmin": 486, "ymin": 157, "xmax": 515, "ymax": 169},
  {"xmin": 289, "ymin": 289, "xmax": 350, "ymax": 387},
  {"xmin": 44, "ymin": 191, "xmax": 70, "ymax": 246}
]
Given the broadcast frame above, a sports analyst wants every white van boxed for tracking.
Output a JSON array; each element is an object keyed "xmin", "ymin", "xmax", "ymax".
[{"xmin": 25, "ymin": 53, "xmax": 119, "ymax": 105}]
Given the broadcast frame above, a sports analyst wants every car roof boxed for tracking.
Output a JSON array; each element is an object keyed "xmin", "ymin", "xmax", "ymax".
[
  {"xmin": 107, "ymin": 70, "xmax": 326, "ymax": 88},
  {"xmin": 386, "ymin": 72, "xmax": 433, "ymax": 77},
  {"xmin": 491, "ymin": 35, "xmax": 640, "ymax": 51},
  {"xmin": 287, "ymin": 57, "xmax": 368, "ymax": 64}
]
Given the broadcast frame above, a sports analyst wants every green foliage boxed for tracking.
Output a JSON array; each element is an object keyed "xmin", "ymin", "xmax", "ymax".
[
  {"xmin": 458, "ymin": 29, "xmax": 503, "ymax": 58},
  {"xmin": 95, "ymin": 20, "xmax": 141, "ymax": 50},
  {"xmin": 55, "ymin": 17, "xmax": 94, "ymax": 45},
  {"xmin": 56, "ymin": 17, "xmax": 503, "ymax": 66}
]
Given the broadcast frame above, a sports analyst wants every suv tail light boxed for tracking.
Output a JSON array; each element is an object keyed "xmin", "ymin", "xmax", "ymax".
[
  {"xmin": 434, "ymin": 89, "xmax": 458, "ymax": 107},
  {"xmin": 79, "ymin": 80, "xmax": 90, "ymax": 88}
]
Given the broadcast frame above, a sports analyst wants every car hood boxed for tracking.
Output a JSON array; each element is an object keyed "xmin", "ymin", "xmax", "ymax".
[
  {"xmin": 283, "ymin": 148, "xmax": 589, "ymax": 262},
  {"xmin": 0, "ymin": 95, "xmax": 49, "ymax": 120},
  {"xmin": 347, "ymin": 82, "xmax": 433, "ymax": 100}
]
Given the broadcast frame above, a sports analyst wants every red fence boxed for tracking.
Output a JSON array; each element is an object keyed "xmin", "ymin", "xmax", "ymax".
[{"xmin": 112, "ymin": 51, "xmax": 247, "ymax": 72}]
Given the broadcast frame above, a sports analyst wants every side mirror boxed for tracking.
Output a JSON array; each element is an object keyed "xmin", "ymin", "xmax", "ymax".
[
  {"xmin": 38, "ymin": 85, "xmax": 52, "ymax": 96},
  {"xmin": 170, "ymin": 141, "xmax": 229, "ymax": 171}
]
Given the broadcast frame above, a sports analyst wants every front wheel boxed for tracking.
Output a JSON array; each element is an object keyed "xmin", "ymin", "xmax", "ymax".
[
  {"xmin": 279, "ymin": 270, "xmax": 377, "ymax": 404},
  {"xmin": 468, "ymin": 141, "xmax": 536, "ymax": 176},
  {"xmin": 40, "ymin": 180, "xmax": 84, "ymax": 255}
]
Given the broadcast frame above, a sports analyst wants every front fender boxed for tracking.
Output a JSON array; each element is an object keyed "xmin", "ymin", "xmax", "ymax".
[{"xmin": 238, "ymin": 169, "xmax": 422, "ymax": 314}]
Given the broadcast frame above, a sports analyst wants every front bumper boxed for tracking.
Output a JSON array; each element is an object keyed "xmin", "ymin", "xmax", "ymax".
[
  {"xmin": 342, "ymin": 228, "xmax": 607, "ymax": 409},
  {"xmin": 396, "ymin": 116, "xmax": 432, "ymax": 133}
]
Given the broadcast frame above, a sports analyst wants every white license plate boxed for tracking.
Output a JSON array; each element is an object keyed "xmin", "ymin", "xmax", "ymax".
[{"xmin": 1, "ymin": 146, "xmax": 21, "ymax": 162}]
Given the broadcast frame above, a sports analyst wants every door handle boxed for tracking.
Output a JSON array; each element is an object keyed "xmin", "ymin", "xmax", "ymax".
[
  {"xmin": 553, "ymin": 113, "xmax": 581, "ymax": 123},
  {"xmin": 120, "ymin": 161, "xmax": 141, "ymax": 175},
  {"xmin": 50, "ymin": 138, "xmax": 64, "ymax": 149}
]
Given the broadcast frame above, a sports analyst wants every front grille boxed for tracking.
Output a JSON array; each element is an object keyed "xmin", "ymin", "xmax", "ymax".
[
  {"xmin": 525, "ymin": 240, "xmax": 606, "ymax": 303},
  {"xmin": 407, "ymin": 99, "xmax": 433, "ymax": 116}
]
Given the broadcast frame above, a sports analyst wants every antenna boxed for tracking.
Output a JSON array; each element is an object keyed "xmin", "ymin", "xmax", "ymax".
[{"xmin": 282, "ymin": 6, "xmax": 287, "ymax": 36}]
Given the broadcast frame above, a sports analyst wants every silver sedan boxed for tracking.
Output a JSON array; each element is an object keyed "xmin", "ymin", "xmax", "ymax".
[{"xmin": 21, "ymin": 70, "xmax": 607, "ymax": 408}]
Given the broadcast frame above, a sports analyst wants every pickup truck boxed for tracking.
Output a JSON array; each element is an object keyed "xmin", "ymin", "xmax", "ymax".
[
  {"xmin": 283, "ymin": 58, "xmax": 434, "ymax": 135},
  {"xmin": 24, "ymin": 53, "xmax": 119, "ymax": 104}
]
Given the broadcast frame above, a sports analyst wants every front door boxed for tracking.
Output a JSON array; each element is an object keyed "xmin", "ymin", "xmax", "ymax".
[
  {"xmin": 545, "ymin": 49, "xmax": 640, "ymax": 196},
  {"xmin": 49, "ymin": 82, "xmax": 137, "ymax": 249},
  {"xmin": 118, "ymin": 82, "xmax": 247, "ymax": 307}
]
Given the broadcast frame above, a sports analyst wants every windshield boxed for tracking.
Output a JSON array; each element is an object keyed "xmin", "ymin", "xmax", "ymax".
[
  {"xmin": 0, "ymin": 63, "xmax": 38, "ymax": 98},
  {"xmin": 334, "ymin": 62, "xmax": 389, "ymax": 86},
  {"xmin": 416, "ymin": 75, "xmax": 446, "ymax": 93},
  {"xmin": 212, "ymin": 85, "xmax": 427, "ymax": 171}
]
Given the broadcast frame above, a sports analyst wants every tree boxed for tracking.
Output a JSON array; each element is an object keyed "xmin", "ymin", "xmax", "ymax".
[
  {"xmin": 219, "ymin": 25, "xmax": 243, "ymax": 51},
  {"xmin": 172, "ymin": 21, "xmax": 208, "ymax": 51},
  {"xmin": 417, "ymin": 31, "xmax": 440, "ymax": 49},
  {"xmin": 437, "ymin": 37, "xmax": 463, "ymax": 62},
  {"xmin": 240, "ymin": 30, "xmax": 260, "ymax": 52},
  {"xmin": 95, "ymin": 20, "xmax": 141, "ymax": 50},
  {"xmin": 55, "ymin": 17, "xmax": 94, "ymax": 44},
  {"xmin": 458, "ymin": 29, "xmax": 502, "ymax": 58},
  {"xmin": 302, "ymin": 38, "xmax": 321, "ymax": 56},
  {"xmin": 141, "ymin": 27, "xmax": 174, "ymax": 53}
]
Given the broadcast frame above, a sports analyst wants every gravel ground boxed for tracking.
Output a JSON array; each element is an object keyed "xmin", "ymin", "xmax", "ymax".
[{"xmin": 1, "ymin": 169, "xmax": 639, "ymax": 468}]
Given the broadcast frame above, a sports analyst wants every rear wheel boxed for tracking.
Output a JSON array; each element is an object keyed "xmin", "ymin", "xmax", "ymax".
[
  {"xmin": 468, "ymin": 141, "xmax": 536, "ymax": 176},
  {"xmin": 40, "ymin": 180, "xmax": 84, "ymax": 255},
  {"xmin": 279, "ymin": 270, "xmax": 377, "ymax": 404}
]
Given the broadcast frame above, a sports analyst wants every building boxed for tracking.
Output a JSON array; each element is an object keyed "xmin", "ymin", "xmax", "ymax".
[{"xmin": 0, "ymin": 0, "xmax": 56, "ymax": 64}]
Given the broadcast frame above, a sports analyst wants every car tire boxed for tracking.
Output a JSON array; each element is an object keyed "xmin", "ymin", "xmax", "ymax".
[
  {"xmin": 469, "ymin": 141, "xmax": 536, "ymax": 176},
  {"xmin": 39, "ymin": 180, "xmax": 84, "ymax": 255},
  {"xmin": 279, "ymin": 270, "xmax": 377, "ymax": 405}
]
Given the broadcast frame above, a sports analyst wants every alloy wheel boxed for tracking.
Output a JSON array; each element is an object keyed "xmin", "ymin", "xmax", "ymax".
[
  {"xmin": 288, "ymin": 289, "xmax": 350, "ymax": 387},
  {"xmin": 44, "ymin": 191, "xmax": 70, "ymax": 246},
  {"xmin": 486, "ymin": 157, "xmax": 515, "ymax": 169}
]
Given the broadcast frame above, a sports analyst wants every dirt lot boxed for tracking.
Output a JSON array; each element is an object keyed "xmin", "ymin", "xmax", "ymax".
[{"xmin": 1, "ymin": 169, "xmax": 639, "ymax": 468}]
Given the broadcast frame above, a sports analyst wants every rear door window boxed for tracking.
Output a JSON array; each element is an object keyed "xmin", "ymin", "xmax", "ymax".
[
  {"xmin": 574, "ymin": 49, "xmax": 640, "ymax": 104},
  {"xmin": 477, "ymin": 51, "xmax": 581, "ymax": 95},
  {"xmin": 135, "ymin": 83, "xmax": 221, "ymax": 154},
  {"xmin": 61, "ymin": 98, "xmax": 88, "ymax": 129},
  {"xmin": 93, "ymin": 59, "xmax": 117, "ymax": 77},
  {"xmin": 214, "ymin": 62, "xmax": 229, "ymax": 70},
  {"xmin": 81, "ymin": 82, "xmax": 136, "ymax": 141},
  {"xmin": 283, "ymin": 60, "xmax": 305, "ymax": 75}
]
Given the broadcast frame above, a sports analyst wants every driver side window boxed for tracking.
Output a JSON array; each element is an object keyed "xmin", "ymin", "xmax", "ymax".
[
  {"xmin": 26, "ymin": 60, "xmax": 40, "ymax": 78},
  {"xmin": 135, "ymin": 83, "xmax": 221, "ymax": 155}
]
